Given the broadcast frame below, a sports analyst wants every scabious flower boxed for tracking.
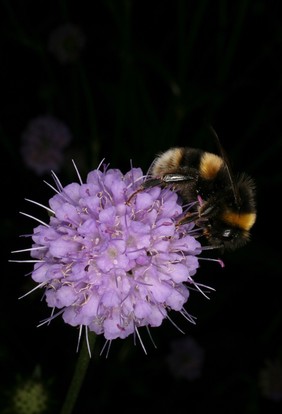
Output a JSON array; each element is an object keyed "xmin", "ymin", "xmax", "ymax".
[
  {"xmin": 48, "ymin": 23, "xmax": 86, "ymax": 64},
  {"xmin": 13, "ymin": 163, "xmax": 214, "ymax": 350},
  {"xmin": 166, "ymin": 335, "xmax": 205, "ymax": 380},
  {"xmin": 21, "ymin": 115, "xmax": 72, "ymax": 175}
]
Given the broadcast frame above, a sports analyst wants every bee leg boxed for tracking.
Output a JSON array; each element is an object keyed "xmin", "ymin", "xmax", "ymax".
[
  {"xmin": 126, "ymin": 177, "xmax": 164, "ymax": 204},
  {"xmin": 142, "ymin": 173, "xmax": 194, "ymax": 191},
  {"xmin": 162, "ymin": 173, "xmax": 194, "ymax": 183},
  {"xmin": 126, "ymin": 187, "xmax": 144, "ymax": 205},
  {"xmin": 141, "ymin": 178, "xmax": 164, "ymax": 189},
  {"xmin": 177, "ymin": 205, "xmax": 215, "ymax": 226},
  {"xmin": 126, "ymin": 176, "xmax": 165, "ymax": 204},
  {"xmin": 176, "ymin": 211, "xmax": 200, "ymax": 225}
]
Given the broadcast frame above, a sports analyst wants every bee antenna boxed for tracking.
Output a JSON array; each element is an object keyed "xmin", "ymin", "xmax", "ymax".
[{"xmin": 208, "ymin": 124, "xmax": 240, "ymax": 206}]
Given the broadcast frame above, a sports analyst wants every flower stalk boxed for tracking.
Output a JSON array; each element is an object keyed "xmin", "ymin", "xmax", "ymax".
[{"xmin": 60, "ymin": 331, "xmax": 96, "ymax": 414}]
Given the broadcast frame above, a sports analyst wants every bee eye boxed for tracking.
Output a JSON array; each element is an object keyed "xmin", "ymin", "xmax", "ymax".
[{"xmin": 222, "ymin": 229, "xmax": 232, "ymax": 239}]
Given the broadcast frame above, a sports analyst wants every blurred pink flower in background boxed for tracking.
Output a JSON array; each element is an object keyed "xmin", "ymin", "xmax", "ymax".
[
  {"xmin": 48, "ymin": 23, "xmax": 86, "ymax": 64},
  {"xmin": 166, "ymin": 336, "xmax": 205, "ymax": 380},
  {"xmin": 259, "ymin": 358, "xmax": 282, "ymax": 402},
  {"xmin": 21, "ymin": 115, "xmax": 72, "ymax": 175}
]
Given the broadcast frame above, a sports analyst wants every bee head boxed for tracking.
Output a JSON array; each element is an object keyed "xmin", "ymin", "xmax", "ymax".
[
  {"xmin": 204, "ymin": 220, "xmax": 251, "ymax": 251},
  {"xmin": 207, "ymin": 174, "xmax": 256, "ymax": 251}
]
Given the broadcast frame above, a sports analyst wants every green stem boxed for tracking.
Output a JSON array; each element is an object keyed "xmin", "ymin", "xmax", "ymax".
[{"xmin": 59, "ymin": 331, "xmax": 96, "ymax": 414}]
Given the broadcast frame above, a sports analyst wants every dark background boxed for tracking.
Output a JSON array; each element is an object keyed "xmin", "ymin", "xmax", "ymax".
[{"xmin": 1, "ymin": 1, "xmax": 281, "ymax": 413}]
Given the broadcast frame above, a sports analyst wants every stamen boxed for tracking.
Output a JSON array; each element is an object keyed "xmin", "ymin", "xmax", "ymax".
[
  {"xmin": 100, "ymin": 340, "xmax": 112, "ymax": 358},
  {"xmin": 72, "ymin": 159, "xmax": 83, "ymax": 185},
  {"xmin": 127, "ymin": 174, "xmax": 146, "ymax": 190},
  {"xmin": 199, "ymin": 256, "xmax": 225, "ymax": 267},
  {"xmin": 11, "ymin": 246, "xmax": 46, "ymax": 254},
  {"xmin": 135, "ymin": 326, "xmax": 147, "ymax": 355},
  {"xmin": 37, "ymin": 308, "xmax": 65, "ymax": 327},
  {"xmin": 77, "ymin": 325, "xmax": 83, "ymax": 353},
  {"xmin": 19, "ymin": 212, "xmax": 49, "ymax": 227},
  {"xmin": 187, "ymin": 278, "xmax": 212, "ymax": 300},
  {"xmin": 97, "ymin": 158, "xmax": 106, "ymax": 171},
  {"xmin": 165, "ymin": 313, "xmax": 185, "ymax": 334},
  {"xmin": 51, "ymin": 170, "xmax": 64, "ymax": 192},
  {"xmin": 43, "ymin": 180, "xmax": 60, "ymax": 194},
  {"xmin": 25, "ymin": 198, "xmax": 54, "ymax": 214},
  {"xmin": 85, "ymin": 326, "xmax": 92, "ymax": 358},
  {"xmin": 180, "ymin": 308, "xmax": 197, "ymax": 324},
  {"xmin": 9, "ymin": 259, "xmax": 44, "ymax": 263},
  {"xmin": 18, "ymin": 281, "xmax": 47, "ymax": 299},
  {"xmin": 145, "ymin": 326, "xmax": 157, "ymax": 349}
]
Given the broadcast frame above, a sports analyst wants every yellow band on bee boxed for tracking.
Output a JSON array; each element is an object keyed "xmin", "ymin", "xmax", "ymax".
[
  {"xmin": 222, "ymin": 211, "xmax": 256, "ymax": 231},
  {"xmin": 200, "ymin": 152, "xmax": 223, "ymax": 180}
]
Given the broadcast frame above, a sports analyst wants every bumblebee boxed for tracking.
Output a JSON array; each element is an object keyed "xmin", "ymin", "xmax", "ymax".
[{"xmin": 142, "ymin": 145, "xmax": 256, "ymax": 251}]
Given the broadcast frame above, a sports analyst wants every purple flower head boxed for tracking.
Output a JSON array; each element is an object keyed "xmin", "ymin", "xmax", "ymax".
[
  {"xmin": 13, "ymin": 163, "xmax": 216, "ymax": 350},
  {"xmin": 48, "ymin": 23, "xmax": 86, "ymax": 64},
  {"xmin": 21, "ymin": 115, "xmax": 72, "ymax": 175}
]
